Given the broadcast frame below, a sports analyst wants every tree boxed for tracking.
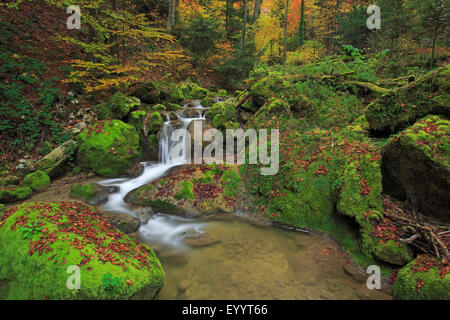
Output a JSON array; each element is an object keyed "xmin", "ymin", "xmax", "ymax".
[
  {"xmin": 167, "ymin": 0, "xmax": 176, "ymax": 31},
  {"xmin": 407, "ymin": 0, "xmax": 449, "ymax": 68},
  {"xmin": 337, "ymin": 4, "xmax": 372, "ymax": 49},
  {"xmin": 283, "ymin": 0, "xmax": 290, "ymax": 73},
  {"xmin": 253, "ymin": 0, "xmax": 263, "ymax": 22},
  {"xmin": 298, "ymin": 0, "xmax": 305, "ymax": 46},
  {"xmin": 240, "ymin": 0, "xmax": 249, "ymax": 52}
]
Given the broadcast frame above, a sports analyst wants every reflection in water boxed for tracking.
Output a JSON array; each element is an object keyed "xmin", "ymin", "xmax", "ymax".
[{"xmin": 137, "ymin": 215, "xmax": 391, "ymax": 300}]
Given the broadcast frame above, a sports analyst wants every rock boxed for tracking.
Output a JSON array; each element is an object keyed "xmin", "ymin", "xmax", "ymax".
[
  {"xmin": 366, "ymin": 65, "xmax": 449, "ymax": 135},
  {"xmin": 0, "ymin": 176, "xmax": 20, "ymax": 187},
  {"xmin": 129, "ymin": 163, "xmax": 145, "ymax": 178},
  {"xmin": 343, "ymin": 264, "xmax": 367, "ymax": 284},
  {"xmin": 190, "ymin": 86, "xmax": 210, "ymax": 100},
  {"xmin": 131, "ymin": 81, "xmax": 161, "ymax": 104},
  {"xmin": 36, "ymin": 140, "xmax": 77, "ymax": 178},
  {"xmin": 187, "ymin": 119, "xmax": 214, "ymax": 157},
  {"xmin": 382, "ymin": 115, "xmax": 450, "ymax": 222},
  {"xmin": 76, "ymin": 120, "xmax": 141, "ymax": 177},
  {"xmin": 135, "ymin": 207, "xmax": 154, "ymax": 224},
  {"xmin": 0, "ymin": 186, "xmax": 32, "ymax": 203},
  {"xmin": 159, "ymin": 250, "xmax": 190, "ymax": 264},
  {"xmin": 143, "ymin": 111, "xmax": 163, "ymax": 136},
  {"xmin": 204, "ymin": 101, "xmax": 238, "ymax": 130},
  {"xmin": 69, "ymin": 183, "xmax": 118, "ymax": 205},
  {"xmin": 22, "ymin": 170, "xmax": 51, "ymax": 191},
  {"xmin": 184, "ymin": 231, "xmax": 220, "ymax": 247},
  {"xmin": 74, "ymin": 122, "xmax": 87, "ymax": 131},
  {"xmin": 176, "ymin": 108, "xmax": 206, "ymax": 119},
  {"xmin": 107, "ymin": 214, "xmax": 141, "ymax": 234},
  {"xmin": 15, "ymin": 159, "xmax": 35, "ymax": 173},
  {"xmin": 0, "ymin": 202, "xmax": 164, "ymax": 299},
  {"xmin": 178, "ymin": 279, "xmax": 191, "ymax": 292},
  {"xmin": 83, "ymin": 113, "xmax": 95, "ymax": 124},
  {"xmin": 393, "ymin": 254, "xmax": 450, "ymax": 300},
  {"xmin": 94, "ymin": 92, "xmax": 140, "ymax": 120}
]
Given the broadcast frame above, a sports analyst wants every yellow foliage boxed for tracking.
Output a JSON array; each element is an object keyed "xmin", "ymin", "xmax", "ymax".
[{"xmin": 286, "ymin": 40, "xmax": 325, "ymax": 66}]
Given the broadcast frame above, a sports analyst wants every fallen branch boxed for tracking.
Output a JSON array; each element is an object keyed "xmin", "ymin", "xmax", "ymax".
[{"xmin": 343, "ymin": 81, "xmax": 392, "ymax": 94}]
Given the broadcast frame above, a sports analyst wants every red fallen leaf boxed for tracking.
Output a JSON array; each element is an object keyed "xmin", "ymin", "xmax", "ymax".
[{"xmin": 126, "ymin": 280, "xmax": 133, "ymax": 285}]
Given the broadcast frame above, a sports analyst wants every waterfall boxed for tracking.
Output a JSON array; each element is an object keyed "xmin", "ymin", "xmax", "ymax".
[{"xmin": 98, "ymin": 104, "xmax": 207, "ymax": 215}]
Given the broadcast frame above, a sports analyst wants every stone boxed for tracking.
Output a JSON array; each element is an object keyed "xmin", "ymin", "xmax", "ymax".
[
  {"xmin": 36, "ymin": 140, "xmax": 77, "ymax": 178},
  {"xmin": 107, "ymin": 214, "xmax": 141, "ymax": 234},
  {"xmin": 184, "ymin": 231, "xmax": 220, "ymax": 247}
]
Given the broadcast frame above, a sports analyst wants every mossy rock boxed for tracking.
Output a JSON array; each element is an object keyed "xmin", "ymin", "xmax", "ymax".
[
  {"xmin": 366, "ymin": 66, "xmax": 450, "ymax": 135},
  {"xmin": 22, "ymin": 170, "xmax": 50, "ymax": 191},
  {"xmin": 190, "ymin": 86, "xmax": 210, "ymax": 100},
  {"xmin": 151, "ymin": 104, "xmax": 166, "ymax": 112},
  {"xmin": 0, "ymin": 186, "xmax": 33, "ymax": 204},
  {"xmin": 0, "ymin": 176, "xmax": 20, "ymax": 187},
  {"xmin": 36, "ymin": 140, "xmax": 77, "ymax": 178},
  {"xmin": 393, "ymin": 255, "xmax": 450, "ymax": 300},
  {"xmin": 382, "ymin": 115, "xmax": 450, "ymax": 222},
  {"xmin": 69, "ymin": 183, "xmax": 97, "ymax": 202},
  {"xmin": 131, "ymin": 81, "xmax": 161, "ymax": 104},
  {"xmin": 145, "ymin": 112, "xmax": 163, "ymax": 135},
  {"xmin": 94, "ymin": 92, "xmax": 140, "ymax": 120},
  {"xmin": 205, "ymin": 102, "xmax": 239, "ymax": 131},
  {"xmin": 127, "ymin": 165, "xmax": 244, "ymax": 216},
  {"xmin": 128, "ymin": 110, "xmax": 147, "ymax": 135},
  {"xmin": 249, "ymin": 74, "xmax": 293, "ymax": 106},
  {"xmin": 0, "ymin": 202, "xmax": 165, "ymax": 299},
  {"xmin": 76, "ymin": 120, "xmax": 141, "ymax": 177},
  {"xmin": 165, "ymin": 103, "xmax": 182, "ymax": 111}
]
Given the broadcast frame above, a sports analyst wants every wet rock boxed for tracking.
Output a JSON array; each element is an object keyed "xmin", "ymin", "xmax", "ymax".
[
  {"xmin": 184, "ymin": 231, "xmax": 220, "ymax": 247},
  {"xmin": 107, "ymin": 214, "xmax": 141, "ymax": 234},
  {"xmin": 177, "ymin": 108, "xmax": 206, "ymax": 119},
  {"xmin": 159, "ymin": 250, "xmax": 190, "ymax": 264},
  {"xmin": 343, "ymin": 263, "xmax": 367, "ymax": 284},
  {"xmin": 178, "ymin": 279, "xmax": 191, "ymax": 292},
  {"xmin": 0, "ymin": 186, "xmax": 32, "ymax": 203},
  {"xmin": 135, "ymin": 207, "xmax": 154, "ymax": 224},
  {"xmin": 69, "ymin": 182, "xmax": 119, "ymax": 205},
  {"xmin": 129, "ymin": 163, "xmax": 145, "ymax": 178}
]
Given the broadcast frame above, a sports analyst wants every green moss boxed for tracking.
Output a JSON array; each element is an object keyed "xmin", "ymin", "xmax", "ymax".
[
  {"xmin": 151, "ymin": 104, "xmax": 166, "ymax": 112},
  {"xmin": 174, "ymin": 181, "xmax": 194, "ymax": 200},
  {"xmin": 22, "ymin": 170, "xmax": 50, "ymax": 191},
  {"xmin": 95, "ymin": 92, "xmax": 140, "ymax": 120},
  {"xmin": 219, "ymin": 169, "xmax": 241, "ymax": 198},
  {"xmin": 69, "ymin": 183, "xmax": 96, "ymax": 201},
  {"xmin": 249, "ymin": 74, "xmax": 293, "ymax": 106},
  {"xmin": 139, "ymin": 199, "xmax": 184, "ymax": 215},
  {"xmin": 76, "ymin": 120, "xmax": 141, "ymax": 177},
  {"xmin": 0, "ymin": 186, "xmax": 33, "ymax": 203},
  {"xmin": 205, "ymin": 102, "xmax": 238, "ymax": 130},
  {"xmin": 217, "ymin": 89, "xmax": 227, "ymax": 98},
  {"xmin": 0, "ymin": 202, "xmax": 165, "ymax": 299},
  {"xmin": 393, "ymin": 256, "xmax": 450, "ymax": 300},
  {"xmin": 190, "ymin": 86, "xmax": 210, "ymax": 100},
  {"xmin": 146, "ymin": 112, "xmax": 163, "ymax": 134},
  {"xmin": 0, "ymin": 176, "xmax": 20, "ymax": 187}
]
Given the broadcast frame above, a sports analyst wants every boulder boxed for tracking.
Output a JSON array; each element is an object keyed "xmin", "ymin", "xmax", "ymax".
[
  {"xmin": 131, "ymin": 81, "xmax": 161, "ymax": 104},
  {"xmin": 106, "ymin": 214, "xmax": 141, "ymax": 234},
  {"xmin": 94, "ymin": 91, "xmax": 140, "ymax": 120},
  {"xmin": 393, "ymin": 254, "xmax": 450, "ymax": 300},
  {"xmin": 22, "ymin": 170, "xmax": 51, "ymax": 191},
  {"xmin": 36, "ymin": 140, "xmax": 77, "ymax": 178},
  {"xmin": 184, "ymin": 231, "xmax": 220, "ymax": 247},
  {"xmin": 382, "ymin": 115, "xmax": 450, "ymax": 222},
  {"xmin": 0, "ymin": 176, "xmax": 20, "ymax": 187},
  {"xmin": 366, "ymin": 65, "xmax": 450, "ymax": 135},
  {"xmin": 0, "ymin": 202, "xmax": 165, "ymax": 299},
  {"xmin": 69, "ymin": 183, "xmax": 119, "ymax": 206},
  {"xmin": 76, "ymin": 120, "xmax": 141, "ymax": 177},
  {"xmin": 0, "ymin": 186, "xmax": 32, "ymax": 203}
]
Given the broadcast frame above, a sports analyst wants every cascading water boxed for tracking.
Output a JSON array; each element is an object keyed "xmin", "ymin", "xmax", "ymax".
[{"xmin": 98, "ymin": 104, "xmax": 209, "ymax": 247}]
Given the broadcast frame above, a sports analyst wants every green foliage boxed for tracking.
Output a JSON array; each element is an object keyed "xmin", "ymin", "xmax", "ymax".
[
  {"xmin": 219, "ymin": 170, "xmax": 241, "ymax": 198},
  {"xmin": 181, "ymin": 15, "xmax": 221, "ymax": 64}
]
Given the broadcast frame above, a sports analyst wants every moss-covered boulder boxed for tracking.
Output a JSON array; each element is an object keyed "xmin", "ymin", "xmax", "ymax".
[
  {"xmin": 131, "ymin": 81, "xmax": 161, "ymax": 104},
  {"xmin": 94, "ymin": 92, "xmax": 140, "ymax": 120},
  {"xmin": 0, "ymin": 176, "xmax": 20, "ymax": 187},
  {"xmin": 126, "ymin": 165, "xmax": 245, "ymax": 216},
  {"xmin": 382, "ymin": 115, "xmax": 450, "ymax": 222},
  {"xmin": 0, "ymin": 186, "xmax": 32, "ymax": 204},
  {"xmin": 69, "ymin": 183, "xmax": 97, "ymax": 202},
  {"xmin": 144, "ymin": 112, "xmax": 163, "ymax": 136},
  {"xmin": 23, "ymin": 170, "xmax": 50, "ymax": 191},
  {"xmin": 36, "ymin": 140, "xmax": 77, "ymax": 178},
  {"xmin": 0, "ymin": 202, "xmax": 165, "ymax": 299},
  {"xmin": 190, "ymin": 86, "xmax": 210, "ymax": 100},
  {"xmin": 76, "ymin": 120, "xmax": 141, "ymax": 177},
  {"xmin": 249, "ymin": 74, "xmax": 293, "ymax": 107},
  {"xmin": 393, "ymin": 255, "xmax": 449, "ymax": 300},
  {"xmin": 366, "ymin": 66, "xmax": 450, "ymax": 135},
  {"xmin": 205, "ymin": 101, "xmax": 239, "ymax": 131}
]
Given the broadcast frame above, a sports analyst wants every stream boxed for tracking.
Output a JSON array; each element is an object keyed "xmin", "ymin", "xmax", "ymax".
[{"xmin": 97, "ymin": 101, "xmax": 392, "ymax": 300}]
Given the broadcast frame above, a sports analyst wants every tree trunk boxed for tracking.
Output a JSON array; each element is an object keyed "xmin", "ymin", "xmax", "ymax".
[
  {"xmin": 430, "ymin": 22, "xmax": 439, "ymax": 69},
  {"xmin": 298, "ymin": 0, "xmax": 305, "ymax": 47},
  {"xmin": 253, "ymin": 0, "xmax": 262, "ymax": 22},
  {"xmin": 226, "ymin": 0, "xmax": 231, "ymax": 39},
  {"xmin": 283, "ymin": 0, "xmax": 290, "ymax": 74},
  {"xmin": 167, "ymin": 0, "xmax": 175, "ymax": 32},
  {"xmin": 240, "ymin": 0, "xmax": 248, "ymax": 53},
  {"xmin": 110, "ymin": 0, "xmax": 119, "ymax": 60}
]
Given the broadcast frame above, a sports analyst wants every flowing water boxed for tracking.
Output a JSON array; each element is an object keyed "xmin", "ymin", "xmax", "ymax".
[{"xmin": 98, "ymin": 103, "xmax": 392, "ymax": 300}]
